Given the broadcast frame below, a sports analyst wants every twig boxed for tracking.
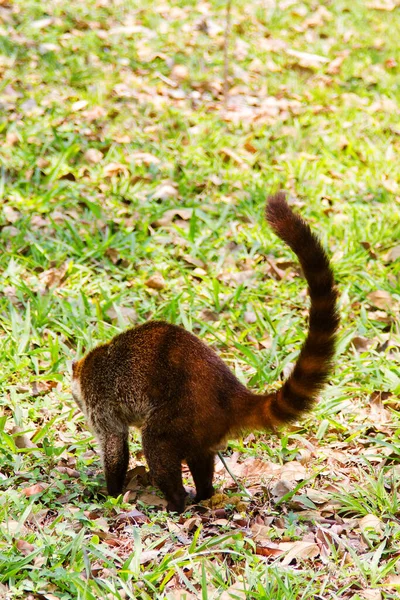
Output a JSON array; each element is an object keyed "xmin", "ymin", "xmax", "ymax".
[
  {"xmin": 223, "ymin": 0, "xmax": 233, "ymax": 110},
  {"xmin": 218, "ymin": 451, "xmax": 252, "ymax": 500}
]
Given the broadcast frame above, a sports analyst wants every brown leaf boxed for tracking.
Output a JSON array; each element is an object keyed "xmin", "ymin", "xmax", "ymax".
[
  {"xmin": 369, "ymin": 391, "xmax": 390, "ymax": 424},
  {"xmin": 152, "ymin": 182, "xmax": 179, "ymax": 201},
  {"xmin": 171, "ymin": 64, "xmax": 189, "ymax": 81},
  {"xmin": 55, "ymin": 466, "xmax": 80, "ymax": 478},
  {"xmin": 71, "ymin": 100, "xmax": 88, "ymax": 112},
  {"xmin": 4, "ymin": 205, "xmax": 20, "ymax": 223},
  {"xmin": 145, "ymin": 274, "xmax": 166, "ymax": 290},
  {"xmin": 367, "ymin": 0, "xmax": 398, "ymax": 10},
  {"xmin": 138, "ymin": 492, "xmax": 168, "ymax": 508},
  {"xmin": 84, "ymin": 149, "xmax": 104, "ymax": 164},
  {"xmin": 22, "ymin": 483, "xmax": 47, "ymax": 497},
  {"xmin": 106, "ymin": 305, "xmax": 137, "ymax": 323},
  {"xmin": 327, "ymin": 53, "xmax": 349, "ymax": 75},
  {"xmin": 367, "ymin": 290, "xmax": 394, "ymax": 310},
  {"xmin": 38, "ymin": 261, "xmax": 69, "ymax": 290},
  {"xmin": 219, "ymin": 148, "xmax": 246, "ymax": 166},
  {"xmin": 130, "ymin": 151, "xmax": 160, "ymax": 166},
  {"xmin": 103, "ymin": 162, "xmax": 129, "ymax": 177},
  {"xmin": 279, "ymin": 540, "xmax": 319, "ymax": 565},
  {"xmin": 15, "ymin": 539, "xmax": 35, "ymax": 555},
  {"xmin": 11, "ymin": 426, "xmax": 37, "ymax": 449},
  {"xmin": 115, "ymin": 509, "xmax": 149, "ymax": 525},
  {"xmin": 359, "ymin": 514, "xmax": 384, "ymax": 540},
  {"xmin": 256, "ymin": 543, "xmax": 284, "ymax": 558},
  {"xmin": 351, "ymin": 336, "xmax": 372, "ymax": 353},
  {"xmin": 82, "ymin": 106, "xmax": 106, "ymax": 121},
  {"xmin": 286, "ymin": 49, "xmax": 329, "ymax": 69},
  {"xmin": 386, "ymin": 245, "xmax": 400, "ymax": 262},
  {"xmin": 152, "ymin": 208, "xmax": 193, "ymax": 227}
]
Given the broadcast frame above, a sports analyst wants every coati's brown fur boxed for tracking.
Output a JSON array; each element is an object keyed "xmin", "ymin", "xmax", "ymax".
[{"xmin": 71, "ymin": 193, "xmax": 339, "ymax": 512}]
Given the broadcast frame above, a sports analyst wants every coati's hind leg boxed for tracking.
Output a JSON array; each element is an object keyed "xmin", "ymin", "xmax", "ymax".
[
  {"xmin": 141, "ymin": 427, "xmax": 187, "ymax": 513},
  {"xmin": 97, "ymin": 427, "xmax": 129, "ymax": 497},
  {"xmin": 187, "ymin": 452, "xmax": 215, "ymax": 503}
]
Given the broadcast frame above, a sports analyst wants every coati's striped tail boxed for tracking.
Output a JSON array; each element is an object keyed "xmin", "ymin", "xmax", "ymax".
[{"xmin": 265, "ymin": 192, "xmax": 339, "ymax": 423}]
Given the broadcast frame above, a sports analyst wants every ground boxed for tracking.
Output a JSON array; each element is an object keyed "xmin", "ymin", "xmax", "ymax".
[{"xmin": 1, "ymin": 0, "xmax": 400, "ymax": 598}]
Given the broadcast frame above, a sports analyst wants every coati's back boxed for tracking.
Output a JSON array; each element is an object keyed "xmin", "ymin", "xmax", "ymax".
[
  {"xmin": 71, "ymin": 193, "xmax": 339, "ymax": 512},
  {"xmin": 73, "ymin": 321, "xmax": 249, "ymax": 447}
]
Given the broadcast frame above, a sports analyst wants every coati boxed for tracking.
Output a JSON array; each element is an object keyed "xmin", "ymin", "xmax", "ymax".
[{"xmin": 71, "ymin": 192, "xmax": 339, "ymax": 513}]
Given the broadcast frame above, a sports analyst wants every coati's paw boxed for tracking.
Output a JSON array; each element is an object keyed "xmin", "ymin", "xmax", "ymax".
[{"xmin": 166, "ymin": 499, "xmax": 186, "ymax": 514}]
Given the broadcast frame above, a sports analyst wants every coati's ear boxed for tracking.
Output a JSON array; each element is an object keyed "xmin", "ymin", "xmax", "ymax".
[{"xmin": 71, "ymin": 360, "xmax": 78, "ymax": 376}]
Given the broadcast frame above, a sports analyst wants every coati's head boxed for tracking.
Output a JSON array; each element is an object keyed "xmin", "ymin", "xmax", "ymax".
[{"xmin": 71, "ymin": 359, "xmax": 85, "ymax": 412}]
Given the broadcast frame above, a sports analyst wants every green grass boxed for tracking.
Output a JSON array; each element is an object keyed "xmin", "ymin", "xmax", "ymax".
[{"xmin": 1, "ymin": 0, "xmax": 400, "ymax": 597}]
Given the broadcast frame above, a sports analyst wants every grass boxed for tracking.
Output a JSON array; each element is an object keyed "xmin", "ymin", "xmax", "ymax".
[{"xmin": 1, "ymin": 0, "xmax": 400, "ymax": 597}]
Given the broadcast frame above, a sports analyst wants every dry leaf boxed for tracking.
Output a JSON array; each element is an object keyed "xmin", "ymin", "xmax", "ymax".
[
  {"xmin": 11, "ymin": 426, "xmax": 37, "ymax": 449},
  {"xmin": 152, "ymin": 208, "xmax": 193, "ymax": 227},
  {"xmin": 360, "ymin": 590, "xmax": 382, "ymax": 600},
  {"xmin": 106, "ymin": 305, "xmax": 137, "ymax": 323},
  {"xmin": 15, "ymin": 539, "xmax": 35, "ymax": 555},
  {"xmin": 219, "ymin": 148, "xmax": 246, "ymax": 166},
  {"xmin": 367, "ymin": 290, "xmax": 394, "ymax": 310},
  {"xmin": 115, "ymin": 509, "xmax": 149, "ymax": 525},
  {"xmin": 39, "ymin": 261, "xmax": 69, "ymax": 289},
  {"xmin": 386, "ymin": 245, "xmax": 400, "ymax": 262},
  {"xmin": 171, "ymin": 64, "xmax": 189, "ymax": 81},
  {"xmin": 280, "ymin": 461, "xmax": 307, "ymax": 481},
  {"xmin": 71, "ymin": 100, "xmax": 88, "ymax": 112},
  {"xmin": 84, "ymin": 149, "xmax": 104, "ymax": 164},
  {"xmin": 82, "ymin": 106, "xmax": 106, "ymax": 121},
  {"xmin": 359, "ymin": 514, "xmax": 384, "ymax": 540},
  {"xmin": 286, "ymin": 49, "xmax": 329, "ymax": 69},
  {"xmin": 152, "ymin": 182, "xmax": 178, "ymax": 200},
  {"xmin": 145, "ymin": 274, "xmax": 166, "ymax": 290},
  {"xmin": 138, "ymin": 492, "xmax": 167, "ymax": 508},
  {"xmin": 4, "ymin": 205, "xmax": 20, "ymax": 223},
  {"xmin": 103, "ymin": 162, "xmax": 129, "ymax": 177},
  {"xmin": 22, "ymin": 483, "xmax": 47, "ymax": 497},
  {"xmin": 367, "ymin": 0, "xmax": 398, "ymax": 10},
  {"xmin": 279, "ymin": 540, "xmax": 319, "ymax": 565},
  {"xmin": 130, "ymin": 151, "xmax": 160, "ymax": 166},
  {"xmin": 351, "ymin": 336, "xmax": 372, "ymax": 353}
]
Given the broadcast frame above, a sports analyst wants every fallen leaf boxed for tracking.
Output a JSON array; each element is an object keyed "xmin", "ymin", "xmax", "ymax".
[
  {"xmin": 139, "ymin": 550, "xmax": 160, "ymax": 564},
  {"xmin": 71, "ymin": 100, "xmax": 88, "ymax": 112},
  {"xmin": 145, "ymin": 274, "xmax": 166, "ymax": 290},
  {"xmin": 3, "ymin": 205, "xmax": 20, "ymax": 223},
  {"xmin": 22, "ymin": 483, "xmax": 47, "ymax": 497},
  {"xmin": 279, "ymin": 540, "xmax": 319, "ymax": 565},
  {"xmin": 359, "ymin": 514, "xmax": 384, "ymax": 540},
  {"xmin": 367, "ymin": 0, "xmax": 398, "ymax": 10},
  {"xmin": 138, "ymin": 492, "xmax": 168, "ymax": 508},
  {"xmin": 82, "ymin": 106, "xmax": 106, "ymax": 121},
  {"xmin": 115, "ymin": 509, "xmax": 149, "ymax": 525},
  {"xmin": 286, "ymin": 49, "xmax": 329, "ymax": 69},
  {"xmin": 151, "ymin": 182, "xmax": 179, "ymax": 200},
  {"xmin": 386, "ymin": 245, "xmax": 400, "ymax": 262},
  {"xmin": 106, "ymin": 305, "xmax": 137, "ymax": 323},
  {"xmin": 271, "ymin": 479, "xmax": 295, "ymax": 502},
  {"xmin": 11, "ymin": 426, "xmax": 37, "ymax": 449},
  {"xmin": 367, "ymin": 290, "xmax": 394, "ymax": 310},
  {"xmin": 171, "ymin": 64, "xmax": 189, "ymax": 81},
  {"xmin": 15, "ymin": 540, "xmax": 35, "ymax": 555},
  {"xmin": 103, "ymin": 162, "xmax": 129, "ymax": 177},
  {"xmin": 84, "ymin": 149, "xmax": 104, "ymax": 164},
  {"xmin": 360, "ymin": 590, "xmax": 382, "ymax": 600},
  {"xmin": 351, "ymin": 336, "xmax": 372, "ymax": 353},
  {"xmin": 130, "ymin": 151, "xmax": 160, "ymax": 166},
  {"xmin": 152, "ymin": 208, "xmax": 193, "ymax": 227},
  {"xmin": 38, "ymin": 261, "xmax": 69, "ymax": 290}
]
